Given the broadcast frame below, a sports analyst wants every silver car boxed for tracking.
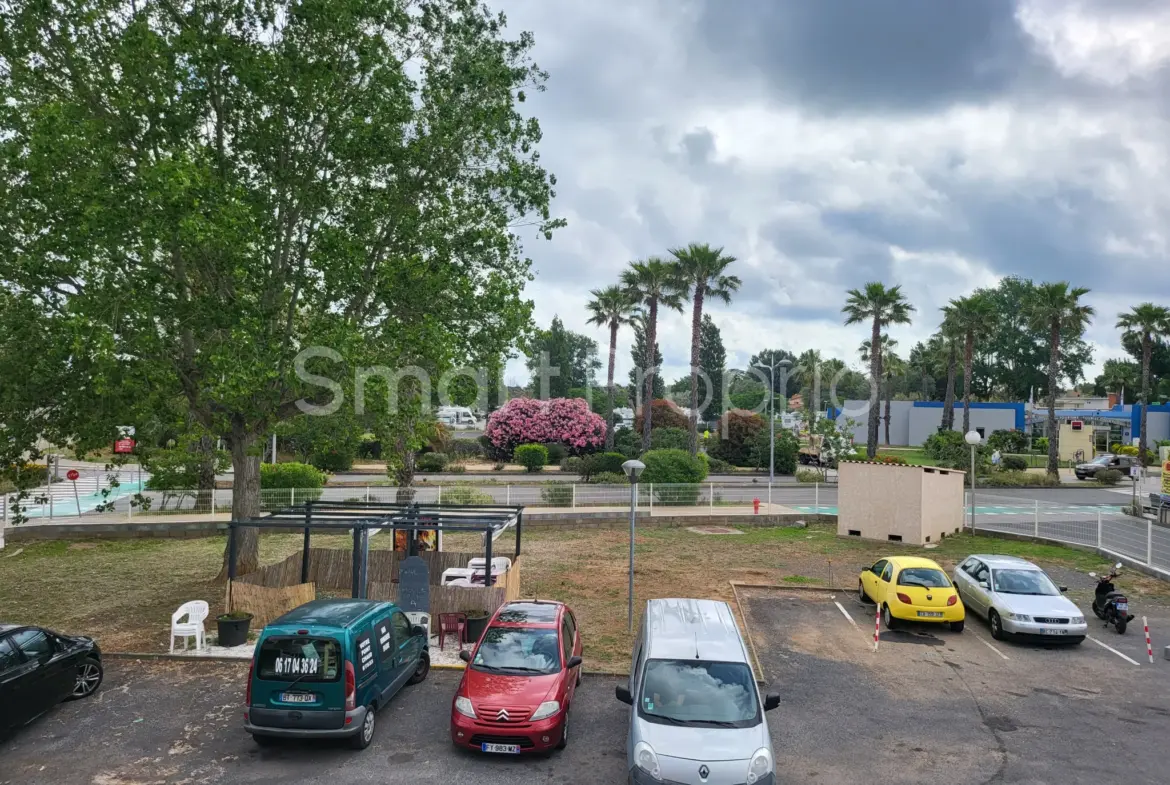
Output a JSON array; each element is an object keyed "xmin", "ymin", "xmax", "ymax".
[
  {"xmin": 616, "ymin": 598, "xmax": 780, "ymax": 785},
  {"xmin": 952, "ymin": 555, "xmax": 1087, "ymax": 642}
]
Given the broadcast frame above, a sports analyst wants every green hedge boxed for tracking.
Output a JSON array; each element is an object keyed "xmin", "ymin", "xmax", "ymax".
[
  {"xmin": 515, "ymin": 444, "xmax": 549, "ymax": 473},
  {"xmin": 260, "ymin": 462, "xmax": 325, "ymax": 489},
  {"xmin": 583, "ymin": 451, "xmax": 627, "ymax": 480},
  {"xmin": 640, "ymin": 449, "xmax": 709, "ymax": 484},
  {"xmin": 416, "ymin": 453, "xmax": 449, "ymax": 472}
]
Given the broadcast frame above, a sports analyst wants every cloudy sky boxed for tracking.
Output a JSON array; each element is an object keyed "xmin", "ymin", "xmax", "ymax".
[{"xmin": 496, "ymin": 0, "xmax": 1170, "ymax": 388}]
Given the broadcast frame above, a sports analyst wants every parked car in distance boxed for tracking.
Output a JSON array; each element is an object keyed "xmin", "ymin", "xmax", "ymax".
[
  {"xmin": 245, "ymin": 599, "xmax": 430, "ymax": 750},
  {"xmin": 859, "ymin": 556, "xmax": 965, "ymax": 632},
  {"xmin": 451, "ymin": 600, "xmax": 583, "ymax": 755},
  {"xmin": 1074, "ymin": 453, "xmax": 1136, "ymax": 480},
  {"xmin": 0, "ymin": 623, "xmax": 103, "ymax": 739},
  {"xmin": 616, "ymin": 598, "xmax": 780, "ymax": 785},
  {"xmin": 952, "ymin": 555, "xmax": 1087, "ymax": 643}
]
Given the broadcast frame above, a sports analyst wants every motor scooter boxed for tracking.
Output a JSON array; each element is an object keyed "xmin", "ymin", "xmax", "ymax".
[{"xmin": 1089, "ymin": 563, "xmax": 1134, "ymax": 634}]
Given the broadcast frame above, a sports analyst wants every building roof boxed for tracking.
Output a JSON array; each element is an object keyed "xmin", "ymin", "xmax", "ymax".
[
  {"xmin": 645, "ymin": 598, "xmax": 748, "ymax": 664},
  {"xmin": 270, "ymin": 599, "xmax": 386, "ymax": 629}
]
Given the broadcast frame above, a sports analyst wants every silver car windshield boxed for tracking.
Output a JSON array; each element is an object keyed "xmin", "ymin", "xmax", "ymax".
[
  {"xmin": 992, "ymin": 569, "xmax": 1060, "ymax": 596},
  {"xmin": 639, "ymin": 659, "xmax": 759, "ymax": 728}
]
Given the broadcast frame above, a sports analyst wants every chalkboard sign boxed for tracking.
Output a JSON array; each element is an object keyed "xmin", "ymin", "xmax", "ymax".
[
  {"xmin": 398, "ymin": 556, "xmax": 430, "ymax": 613},
  {"xmin": 355, "ymin": 632, "xmax": 375, "ymax": 678},
  {"xmin": 374, "ymin": 618, "xmax": 394, "ymax": 664}
]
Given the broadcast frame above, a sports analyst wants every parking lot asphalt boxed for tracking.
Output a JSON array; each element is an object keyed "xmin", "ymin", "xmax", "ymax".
[{"xmin": 742, "ymin": 589, "xmax": 1170, "ymax": 785}]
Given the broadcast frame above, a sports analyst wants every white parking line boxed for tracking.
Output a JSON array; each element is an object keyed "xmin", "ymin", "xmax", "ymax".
[
  {"xmin": 834, "ymin": 601, "xmax": 858, "ymax": 629},
  {"xmin": 1087, "ymin": 635, "xmax": 1141, "ymax": 665},
  {"xmin": 972, "ymin": 633, "xmax": 1010, "ymax": 660}
]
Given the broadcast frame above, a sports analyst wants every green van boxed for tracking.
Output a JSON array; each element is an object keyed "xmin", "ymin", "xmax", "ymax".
[{"xmin": 244, "ymin": 599, "xmax": 430, "ymax": 750}]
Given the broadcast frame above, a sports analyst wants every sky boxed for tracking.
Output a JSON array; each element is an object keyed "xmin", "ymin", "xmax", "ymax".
[{"xmin": 496, "ymin": 0, "xmax": 1170, "ymax": 389}]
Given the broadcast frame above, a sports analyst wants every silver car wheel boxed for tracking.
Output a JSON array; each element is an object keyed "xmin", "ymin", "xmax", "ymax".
[
  {"xmin": 73, "ymin": 662, "xmax": 101, "ymax": 697},
  {"xmin": 362, "ymin": 709, "xmax": 375, "ymax": 743}
]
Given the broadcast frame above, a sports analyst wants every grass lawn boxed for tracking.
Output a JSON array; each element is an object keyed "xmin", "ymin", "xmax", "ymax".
[
  {"xmin": 876, "ymin": 448, "xmax": 939, "ymax": 466},
  {"xmin": 3, "ymin": 525, "xmax": 1168, "ymax": 671}
]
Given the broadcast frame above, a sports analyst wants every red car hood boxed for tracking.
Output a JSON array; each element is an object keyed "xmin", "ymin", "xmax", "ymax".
[{"xmin": 463, "ymin": 668, "xmax": 560, "ymax": 707}]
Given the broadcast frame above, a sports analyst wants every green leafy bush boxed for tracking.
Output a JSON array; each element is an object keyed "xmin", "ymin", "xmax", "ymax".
[
  {"xmin": 450, "ymin": 440, "xmax": 484, "ymax": 460},
  {"xmin": 542, "ymin": 443, "xmax": 568, "ymax": 464},
  {"xmin": 560, "ymin": 456, "xmax": 584, "ymax": 474},
  {"xmin": 514, "ymin": 443, "xmax": 549, "ymax": 473},
  {"xmin": 309, "ymin": 447, "xmax": 354, "ymax": 473},
  {"xmin": 416, "ymin": 453, "xmax": 449, "ymax": 472},
  {"xmin": 442, "ymin": 484, "xmax": 495, "ymax": 505},
  {"xmin": 706, "ymin": 456, "xmax": 734, "ymax": 473},
  {"xmin": 1034, "ymin": 436, "xmax": 1048, "ymax": 453},
  {"xmin": 710, "ymin": 410, "xmax": 765, "ymax": 467},
  {"xmin": 357, "ymin": 433, "xmax": 381, "ymax": 460},
  {"xmin": 582, "ymin": 451, "xmax": 627, "ymax": 480},
  {"xmin": 987, "ymin": 430, "xmax": 1028, "ymax": 453},
  {"xmin": 1115, "ymin": 445, "xmax": 1138, "ymax": 456},
  {"xmin": 613, "ymin": 426, "xmax": 641, "ymax": 458},
  {"xmin": 923, "ymin": 430, "xmax": 966, "ymax": 459},
  {"xmin": 1001, "ymin": 455, "xmax": 1029, "ymax": 472},
  {"xmin": 540, "ymin": 482, "xmax": 572, "ymax": 506},
  {"xmin": 980, "ymin": 472, "xmax": 1061, "ymax": 488},
  {"xmin": 1096, "ymin": 468, "xmax": 1123, "ymax": 485},
  {"xmin": 261, "ymin": 462, "xmax": 325, "ymax": 489},
  {"xmin": 747, "ymin": 429, "xmax": 799, "ymax": 474},
  {"xmin": 650, "ymin": 427, "xmax": 689, "ymax": 451},
  {"xmin": 796, "ymin": 468, "xmax": 826, "ymax": 483},
  {"xmin": 589, "ymin": 471, "xmax": 628, "ymax": 485},
  {"xmin": 640, "ymin": 449, "xmax": 709, "ymax": 484}
]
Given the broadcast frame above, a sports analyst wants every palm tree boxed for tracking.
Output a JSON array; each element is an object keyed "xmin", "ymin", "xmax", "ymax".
[
  {"xmin": 1116, "ymin": 303, "xmax": 1170, "ymax": 464},
  {"xmin": 1100, "ymin": 359, "xmax": 1139, "ymax": 403},
  {"xmin": 860, "ymin": 335, "xmax": 900, "ymax": 445},
  {"xmin": 622, "ymin": 258, "xmax": 685, "ymax": 451},
  {"xmin": 668, "ymin": 243, "xmax": 741, "ymax": 455},
  {"xmin": 796, "ymin": 349, "xmax": 824, "ymax": 425},
  {"xmin": 1024, "ymin": 283, "xmax": 1095, "ymax": 476},
  {"xmin": 935, "ymin": 319, "xmax": 961, "ymax": 431},
  {"xmin": 943, "ymin": 293, "xmax": 995, "ymax": 434},
  {"xmin": 586, "ymin": 285, "xmax": 638, "ymax": 449},
  {"xmin": 843, "ymin": 283, "xmax": 915, "ymax": 457}
]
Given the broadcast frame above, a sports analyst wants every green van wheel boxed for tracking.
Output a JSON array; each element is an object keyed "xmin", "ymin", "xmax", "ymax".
[
  {"xmin": 351, "ymin": 706, "xmax": 375, "ymax": 750},
  {"xmin": 408, "ymin": 654, "xmax": 430, "ymax": 685}
]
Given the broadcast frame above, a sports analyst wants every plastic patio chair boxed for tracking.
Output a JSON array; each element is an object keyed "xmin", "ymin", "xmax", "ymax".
[
  {"xmin": 405, "ymin": 611, "xmax": 432, "ymax": 641},
  {"xmin": 467, "ymin": 557, "xmax": 512, "ymax": 574},
  {"xmin": 441, "ymin": 567, "xmax": 474, "ymax": 586},
  {"xmin": 437, "ymin": 612, "xmax": 467, "ymax": 651},
  {"xmin": 170, "ymin": 600, "xmax": 209, "ymax": 653}
]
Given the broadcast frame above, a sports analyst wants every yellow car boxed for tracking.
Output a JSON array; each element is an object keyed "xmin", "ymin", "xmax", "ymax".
[{"xmin": 858, "ymin": 556, "xmax": 965, "ymax": 632}]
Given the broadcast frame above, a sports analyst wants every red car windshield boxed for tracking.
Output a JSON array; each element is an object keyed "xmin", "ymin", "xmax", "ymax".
[{"xmin": 471, "ymin": 626, "xmax": 561, "ymax": 675}]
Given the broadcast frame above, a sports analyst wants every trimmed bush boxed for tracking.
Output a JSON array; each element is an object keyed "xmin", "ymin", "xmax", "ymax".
[
  {"xmin": 748, "ymin": 429, "xmax": 799, "ymax": 473},
  {"xmin": 1096, "ymin": 468, "xmax": 1123, "ymax": 486},
  {"xmin": 539, "ymin": 482, "xmax": 572, "ymax": 506},
  {"xmin": 923, "ymin": 430, "xmax": 966, "ymax": 460},
  {"xmin": 613, "ymin": 427, "xmax": 641, "ymax": 458},
  {"xmin": 261, "ymin": 462, "xmax": 325, "ymax": 489},
  {"xmin": 980, "ymin": 472, "xmax": 1061, "ymax": 488},
  {"xmin": 514, "ymin": 443, "xmax": 549, "ymax": 473},
  {"xmin": 542, "ymin": 442, "xmax": 568, "ymax": 465},
  {"xmin": 442, "ymin": 484, "xmax": 495, "ymax": 505},
  {"xmin": 560, "ymin": 456, "xmax": 584, "ymax": 475},
  {"xmin": 1115, "ymin": 445, "xmax": 1138, "ymax": 456},
  {"xmin": 416, "ymin": 453, "xmax": 449, "ymax": 473},
  {"xmin": 650, "ymin": 427, "xmax": 689, "ymax": 451},
  {"xmin": 1034, "ymin": 436, "xmax": 1048, "ymax": 454},
  {"xmin": 1001, "ymin": 455, "xmax": 1029, "ymax": 472},
  {"xmin": 582, "ymin": 451, "xmax": 627, "ymax": 480},
  {"xmin": 309, "ymin": 447, "xmax": 354, "ymax": 473},
  {"xmin": 640, "ymin": 449, "xmax": 709, "ymax": 484},
  {"xmin": 796, "ymin": 468, "xmax": 826, "ymax": 483},
  {"xmin": 710, "ymin": 409, "xmax": 766, "ymax": 467},
  {"xmin": 450, "ymin": 440, "xmax": 484, "ymax": 460},
  {"xmin": 706, "ymin": 456, "xmax": 734, "ymax": 473},
  {"xmin": 589, "ymin": 471, "xmax": 628, "ymax": 485},
  {"xmin": 987, "ymin": 430, "xmax": 1028, "ymax": 453}
]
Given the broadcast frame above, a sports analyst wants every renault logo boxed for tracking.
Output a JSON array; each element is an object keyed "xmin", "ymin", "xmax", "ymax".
[
  {"xmin": 496, "ymin": 709, "xmax": 510, "ymax": 721},
  {"xmin": 698, "ymin": 764, "xmax": 710, "ymax": 780}
]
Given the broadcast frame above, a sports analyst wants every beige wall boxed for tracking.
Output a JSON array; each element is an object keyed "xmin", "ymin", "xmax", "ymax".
[
  {"xmin": 838, "ymin": 462, "xmax": 965, "ymax": 546},
  {"xmin": 1058, "ymin": 424, "xmax": 1095, "ymax": 462}
]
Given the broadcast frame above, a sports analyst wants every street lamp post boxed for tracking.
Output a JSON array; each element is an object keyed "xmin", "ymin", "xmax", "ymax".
[
  {"xmin": 622, "ymin": 459, "xmax": 646, "ymax": 632},
  {"xmin": 965, "ymin": 430, "xmax": 981, "ymax": 533}
]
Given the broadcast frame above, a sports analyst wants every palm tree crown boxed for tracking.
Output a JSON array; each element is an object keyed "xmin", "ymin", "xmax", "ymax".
[
  {"xmin": 843, "ymin": 282, "xmax": 915, "ymax": 457},
  {"xmin": 622, "ymin": 258, "xmax": 685, "ymax": 450},
  {"xmin": 1116, "ymin": 302, "xmax": 1170, "ymax": 464},
  {"xmin": 585, "ymin": 285, "xmax": 637, "ymax": 333}
]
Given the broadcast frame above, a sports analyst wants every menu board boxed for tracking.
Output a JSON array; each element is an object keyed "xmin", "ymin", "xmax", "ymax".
[
  {"xmin": 355, "ymin": 632, "xmax": 375, "ymax": 678},
  {"xmin": 398, "ymin": 556, "xmax": 430, "ymax": 613}
]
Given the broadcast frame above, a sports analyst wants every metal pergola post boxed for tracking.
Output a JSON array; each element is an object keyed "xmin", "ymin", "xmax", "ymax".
[{"xmin": 300, "ymin": 501, "xmax": 313, "ymax": 584}]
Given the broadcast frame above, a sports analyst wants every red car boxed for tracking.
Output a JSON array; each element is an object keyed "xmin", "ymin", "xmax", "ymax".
[{"xmin": 450, "ymin": 600, "xmax": 583, "ymax": 755}]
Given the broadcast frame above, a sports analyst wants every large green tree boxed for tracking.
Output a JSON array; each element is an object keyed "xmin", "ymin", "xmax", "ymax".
[
  {"xmin": 525, "ymin": 316, "xmax": 600, "ymax": 398},
  {"xmin": 698, "ymin": 314, "xmax": 726, "ymax": 419},
  {"xmin": 1024, "ymin": 283, "xmax": 1095, "ymax": 476},
  {"xmin": 1116, "ymin": 303, "xmax": 1170, "ymax": 464},
  {"xmin": 860, "ymin": 335, "xmax": 898, "ymax": 445},
  {"xmin": 0, "ymin": 0, "xmax": 561, "ymax": 571},
  {"xmin": 668, "ymin": 243, "xmax": 741, "ymax": 455},
  {"xmin": 943, "ymin": 293, "xmax": 995, "ymax": 434},
  {"xmin": 842, "ymin": 283, "xmax": 915, "ymax": 458},
  {"xmin": 586, "ymin": 286, "xmax": 637, "ymax": 448},
  {"xmin": 622, "ymin": 258, "xmax": 684, "ymax": 450},
  {"xmin": 628, "ymin": 314, "xmax": 666, "ymax": 402}
]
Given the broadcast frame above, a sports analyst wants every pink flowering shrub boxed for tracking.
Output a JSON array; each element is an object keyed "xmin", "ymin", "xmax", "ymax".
[{"xmin": 484, "ymin": 397, "xmax": 606, "ymax": 459}]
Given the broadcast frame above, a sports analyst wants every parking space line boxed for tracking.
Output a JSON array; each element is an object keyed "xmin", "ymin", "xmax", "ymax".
[
  {"xmin": 971, "ymin": 633, "xmax": 1010, "ymax": 660},
  {"xmin": 834, "ymin": 601, "xmax": 858, "ymax": 629},
  {"xmin": 1087, "ymin": 635, "xmax": 1141, "ymax": 665}
]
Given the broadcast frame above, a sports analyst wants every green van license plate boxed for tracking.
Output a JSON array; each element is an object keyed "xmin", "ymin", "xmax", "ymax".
[{"xmin": 281, "ymin": 692, "xmax": 314, "ymax": 703}]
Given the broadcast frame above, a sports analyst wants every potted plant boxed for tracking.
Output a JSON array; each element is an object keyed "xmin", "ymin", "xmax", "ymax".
[
  {"xmin": 461, "ymin": 608, "xmax": 490, "ymax": 644},
  {"xmin": 216, "ymin": 610, "xmax": 253, "ymax": 647}
]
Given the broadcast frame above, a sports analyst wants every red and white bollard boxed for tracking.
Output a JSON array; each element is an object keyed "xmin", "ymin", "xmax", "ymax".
[
  {"xmin": 873, "ymin": 604, "xmax": 881, "ymax": 652},
  {"xmin": 1145, "ymin": 616, "xmax": 1154, "ymax": 664}
]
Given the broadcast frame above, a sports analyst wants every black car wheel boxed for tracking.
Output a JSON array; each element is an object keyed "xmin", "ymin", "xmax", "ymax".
[
  {"xmin": 882, "ymin": 604, "xmax": 898, "ymax": 630},
  {"xmin": 407, "ymin": 654, "xmax": 430, "ymax": 685},
  {"xmin": 556, "ymin": 707, "xmax": 569, "ymax": 750},
  {"xmin": 858, "ymin": 581, "xmax": 869, "ymax": 604},
  {"xmin": 988, "ymin": 610, "xmax": 1005, "ymax": 641},
  {"xmin": 68, "ymin": 657, "xmax": 103, "ymax": 700}
]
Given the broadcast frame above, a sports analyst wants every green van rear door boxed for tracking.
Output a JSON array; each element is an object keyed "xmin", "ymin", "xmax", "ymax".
[{"xmin": 254, "ymin": 634, "xmax": 346, "ymax": 714}]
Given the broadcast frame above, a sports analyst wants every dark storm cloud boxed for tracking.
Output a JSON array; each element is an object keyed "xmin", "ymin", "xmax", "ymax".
[{"xmin": 692, "ymin": 0, "xmax": 1045, "ymax": 113}]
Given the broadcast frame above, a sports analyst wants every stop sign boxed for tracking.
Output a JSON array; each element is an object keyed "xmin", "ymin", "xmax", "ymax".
[{"xmin": 66, "ymin": 469, "xmax": 80, "ymax": 481}]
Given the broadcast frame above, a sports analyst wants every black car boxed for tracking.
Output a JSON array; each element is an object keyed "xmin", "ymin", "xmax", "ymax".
[
  {"xmin": 0, "ymin": 623, "xmax": 103, "ymax": 738},
  {"xmin": 1074, "ymin": 454, "xmax": 1137, "ymax": 480}
]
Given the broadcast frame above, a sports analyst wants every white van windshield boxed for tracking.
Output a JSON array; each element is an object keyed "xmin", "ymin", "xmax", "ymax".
[{"xmin": 639, "ymin": 659, "xmax": 759, "ymax": 728}]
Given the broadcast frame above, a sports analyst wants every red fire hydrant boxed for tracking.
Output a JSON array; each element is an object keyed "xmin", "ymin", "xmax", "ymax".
[{"xmin": 753, "ymin": 497, "xmax": 760, "ymax": 515}]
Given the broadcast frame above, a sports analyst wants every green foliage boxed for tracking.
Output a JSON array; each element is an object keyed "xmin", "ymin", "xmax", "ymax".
[
  {"xmin": 698, "ymin": 315, "xmax": 727, "ymax": 418},
  {"xmin": 441, "ymin": 485, "xmax": 495, "ymax": 505},
  {"xmin": 640, "ymin": 449, "xmax": 709, "ymax": 484},
  {"xmin": 923, "ymin": 430, "xmax": 967, "ymax": 460},
  {"xmin": 560, "ymin": 456, "xmax": 584, "ymax": 474},
  {"xmin": 449, "ymin": 441, "xmax": 484, "ymax": 461},
  {"xmin": 987, "ymin": 430, "xmax": 1028, "ymax": 453},
  {"xmin": 749, "ymin": 429, "xmax": 799, "ymax": 474},
  {"xmin": 416, "ymin": 453, "xmax": 449, "ymax": 473},
  {"xmin": 514, "ymin": 444, "xmax": 549, "ymax": 473},
  {"xmin": 869, "ymin": 454, "xmax": 909, "ymax": 465},
  {"xmin": 710, "ymin": 410, "xmax": 765, "ymax": 466},
  {"xmin": 144, "ymin": 444, "xmax": 230, "ymax": 490},
  {"xmin": 542, "ymin": 443, "xmax": 568, "ymax": 465},
  {"xmin": 357, "ymin": 434, "xmax": 382, "ymax": 460},
  {"xmin": 1001, "ymin": 455, "xmax": 1029, "ymax": 472},
  {"xmin": 1115, "ymin": 445, "xmax": 1139, "ymax": 456},
  {"xmin": 651, "ymin": 427, "xmax": 689, "ymax": 451},
  {"xmin": 629, "ymin": 321, "xmax": 666, "ymax": 400},
  {"xmin": 278, "ymin": 412, "xmax": 361, "ymax": 473},
  {"xmin": 260, "ymin": 463, "xmax": 325, "ymax": 489},
  {"xmin": 539, "ymin": 482, "xmax": 573, "ymax": 507},
  {"xmin": 980, "ymin": 472, "xmax": 1062, "ymax": 488},
  {"xmin": 1034, "ymin": 437, "xmax": 1049, "ymax": 453},
  {"xmin": 582, "ymin": 452, "xmax": 628, "ymax": 480},
  {"xmin": 1096, "ymin": 469, "xmax": 1123, "ymax": 486},
  {"xmin": 639, "ymin": 400, "xmax": 689, "ymax": 431},
  {"xmin": 526, "ymin": 316, "xmax": 601, "ymax": 397},
  {"xmin": 706, "ymin": 456, "xmax": 734, "ymax": 474},
  {"xmin": 589, "ymin": 471, "xmax": 628, "ymax": 485},
  {"xmin": 613, "ymin": 427, "xmax": 641, "ymax": 458},
  {"xmin": 796, "ymin": 469, "xmax": 826, "ymax": 483}
]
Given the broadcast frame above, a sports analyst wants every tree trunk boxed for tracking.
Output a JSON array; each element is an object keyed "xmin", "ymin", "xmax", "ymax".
[
  {"xmin": 1140, "ymin": 333, "xmax": 1151, "ymax": 465},
  {"xmin": 1046, "ymin": 322, "xmax": 1061, "ymax": 477},
  {"xmin": 605, "ymin": 322, "xmax": 618, "ymax": 450},
  {"xmin": 883, "ymin": 377, "xmax": 892, "ymax": 445},
  {"xmin": 687, "ymin": 289, "xmax": 704, "ymax": 456},
  {"xmin": 196, "ymin": 434, "xmax": 216, "ymax": 513},
  {"xmin": 942, "ymin": 341, "xmax": 957, "ymax": 431},
  {"xmin": 641, "ymin": 299, "xmax": 658, "ymax": 452},
  {"xmin": 962, "ymin": 331, "xmax": 974, "ymax": 434},
  {"xmin": 219, "ymin": 428, "xmax": 261, "ymax": 579},
  {"xmin": 867, "ymin": 319, "xmax": 881, "ymax": 458}
]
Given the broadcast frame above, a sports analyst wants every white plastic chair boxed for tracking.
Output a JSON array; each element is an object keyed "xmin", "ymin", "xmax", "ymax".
[
  {"xmin": 441, "ymin": 567, "xmax": 474, "ymax": 585},
  {"xmin": 170, "ymin": 600, "xmax": 209, "ymax": 653},
  {"xmin": 405, "ymin": 611, "xmax": 431, "ymax": 640},
  {"xmin": 467, "ymin": 557, "xmax": 512, "ymax": 573}
]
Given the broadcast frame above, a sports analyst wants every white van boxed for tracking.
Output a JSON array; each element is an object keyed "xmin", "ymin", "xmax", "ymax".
[{"xmin": 436, "ymin": 406, "xmax": 479, "ymax": 429}]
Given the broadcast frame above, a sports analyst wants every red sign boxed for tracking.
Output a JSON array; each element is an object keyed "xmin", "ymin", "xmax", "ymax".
[
  {"xmin": 66, "ymin": 469, "xmax": 80, "ymax": 481},
  {"xmin": 114, "ymin": 438, "xmax": 136, "ymax": 454},
  {"xmin": 1070, "ymin": 420, "xmax": 1083, "ymax": 431}
]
